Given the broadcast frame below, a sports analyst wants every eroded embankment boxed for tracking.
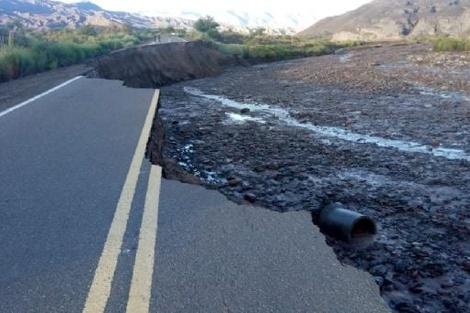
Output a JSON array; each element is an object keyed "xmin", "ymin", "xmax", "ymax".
[
  {"xmin": 88, "ymin": 40, "xmax": 246, "ymax": 88},
  {"xmin": 88, "ymin": 40, "xmax": 246, "ymax": 183},
  {"xmin": 145, "ymin": 95, "xmax": 202, "ymax": 185}
]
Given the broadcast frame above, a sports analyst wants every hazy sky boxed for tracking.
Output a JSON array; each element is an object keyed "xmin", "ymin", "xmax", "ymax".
[{"xmin": 60, "ymin": 0, "xmax": 372, "ymax": 19}]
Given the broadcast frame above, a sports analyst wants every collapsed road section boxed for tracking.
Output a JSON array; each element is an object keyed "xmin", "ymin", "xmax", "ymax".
[
  {"xmin": 88, "ymin": 40, "xmax": 246, "ymax": 88},
  {"xmin": 89, "ymin": 41, "xmax": 470, "ymax": 313}
]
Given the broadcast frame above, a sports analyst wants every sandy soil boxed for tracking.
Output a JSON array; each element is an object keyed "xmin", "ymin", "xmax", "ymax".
[{"xmin": 155, "ymin": 43, "xmax": 470, "ymax": 313}]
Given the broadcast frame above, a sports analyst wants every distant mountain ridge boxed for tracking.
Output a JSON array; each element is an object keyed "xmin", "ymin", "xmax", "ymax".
[
  {"xmin": 0, "ymin": 0, "xmax": 194, "ymax": 29},
  {"xmin": 0, "ymin": 0, "xmax": 302, "ymax": 35},
  {"xmin": 298, "ymin": 0, "xmax": 470, "ymax": 40},
  {"xmin": 140, "ymin": 8, "xmax": 317, "ymax": 33}
]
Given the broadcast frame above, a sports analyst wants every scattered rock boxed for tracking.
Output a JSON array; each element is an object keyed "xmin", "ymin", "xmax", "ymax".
[
  {"xmin": 243, "ymin": 193, "xmax": 258, "ymax": 203},
  {"xmin": 462, "ymin": 260, "xmax": 470, "ymax": 272},
  {"xmin": 227, "ymin": 177, "xmax": 243, "ymax": 187}
]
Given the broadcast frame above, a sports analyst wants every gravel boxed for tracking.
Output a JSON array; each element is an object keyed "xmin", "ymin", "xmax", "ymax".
[{"xmin": 155, "ymin": 42, "xmax": 470, "ymax": 313}]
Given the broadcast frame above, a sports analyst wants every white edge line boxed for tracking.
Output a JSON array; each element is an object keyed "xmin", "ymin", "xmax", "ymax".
[{"xmin": 0, "ymin": 76, "xmax": 84, "ymax": 118}]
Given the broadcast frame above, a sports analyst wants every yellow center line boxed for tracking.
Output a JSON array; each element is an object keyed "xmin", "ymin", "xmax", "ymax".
[
  {"xmin": 83, "ymin": 90, "xmax": 160, "ymax": 313},
  {"xmin": 127, "ymin": 165, "xmax": 162, "ymax": 313}
]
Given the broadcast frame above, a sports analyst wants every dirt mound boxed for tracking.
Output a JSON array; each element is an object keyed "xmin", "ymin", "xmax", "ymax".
[
  {"xmin": 89, "ymin": 41, "xmax": 246, "ymax": 88},
  {"xmin": 93, "ymin": 40, "xmax": 247, "ymax": 187}
]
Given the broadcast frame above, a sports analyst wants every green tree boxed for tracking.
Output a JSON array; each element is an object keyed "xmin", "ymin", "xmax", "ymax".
[{"xmin": 194, "ymin": 16, "xmax": 219, "ymax": 39}]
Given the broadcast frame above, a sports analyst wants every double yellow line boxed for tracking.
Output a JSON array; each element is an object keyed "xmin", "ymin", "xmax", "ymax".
[{"xmin": 83, "ymin": 90, "xmax": 162, "ymax": 313}]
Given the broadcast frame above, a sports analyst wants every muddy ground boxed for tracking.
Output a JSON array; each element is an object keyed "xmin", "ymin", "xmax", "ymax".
[{"xmin": 149, "ymin": 43, "xmax": 470, "ymax": 313}]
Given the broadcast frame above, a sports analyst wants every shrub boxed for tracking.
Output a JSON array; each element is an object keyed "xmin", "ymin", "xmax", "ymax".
[
  {"xmin": 81, "ymin": 43, "xmax": 101, "ymax": 58},
  {"xmin": 17, "ymin": 48, "xmax": 36, "ymax": 76},
  {"xmin": 433, "ymin": 36, "xmax": 469, "ymax": 51},
  {"xmin": 215, "ymin": 43, "xmax": 245, "ymax": 55},
  {"xmin": 31, "ymin": 41, "xmax": 59, "ymax": 71},
  {"xmin": 0, "ymin": 27, "xmax": 151, "ymax": 82},
  {"xmin": 218, "ymin": 30, "xmax": 245, "ymax": 44},
  {"xmin": 0, "ymin": 51, "xmax": 12, "ymax": 81},
  {"xmin": 122, "ymin": 35, "xmax": 139, "ymax": 47},
  {"xmin": 0, "ymin": 47, "xmax": 36, "ymax": 80}
]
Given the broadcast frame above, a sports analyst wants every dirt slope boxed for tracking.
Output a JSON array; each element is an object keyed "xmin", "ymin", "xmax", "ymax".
[{"xmin": 89, "ymin": 41, "xmax": 246, "ymax": 88}]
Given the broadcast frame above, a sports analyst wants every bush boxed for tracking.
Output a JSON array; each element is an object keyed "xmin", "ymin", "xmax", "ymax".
[
  {"xmin": 0, "ymin": 26, "xmax": 152, "ymax": 82},
  {"xmin": 122, "ymin": 35, "xmax": 139, "ymax": 47},
  {"xmin": 215, "ymin": 43, "xmax": 245, "ymax": 55},
  {"xmin": 17, "ymin": 48, "xmax": 36, "ymax": 76},
  {"xmin": 31, "ymin": 41, "xmax": 59, "ymax": 71},
  {"xmin": 238, "ymin": 40, "xmax": 340, "ymax": 62},
  {"xmin": 0, "ymin": 47, "xmax": 36, "ymax": 80},
  {"xmin": 0, "ymin": 51, "xmax": 12, "ymax": 81},
  {"xmin": 433, "ymin": 36, "xmax": 470, "ymax": 51}
]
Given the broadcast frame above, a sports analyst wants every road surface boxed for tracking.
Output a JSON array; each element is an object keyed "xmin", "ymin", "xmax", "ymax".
[{"xmin": 0, "ymin": 76, "xmax": 390, "ymax": 312}]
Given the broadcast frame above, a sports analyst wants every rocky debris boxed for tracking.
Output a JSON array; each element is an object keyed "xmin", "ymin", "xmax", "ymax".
[
  {"xmin": 243, "ymin": 193, "xmax": 258, "ymax": 203},
  {"xmin": 152, "ymin": 42, "xmax": 470, "ymax": 312},
  {"xmin": 408, "ymin": 53, "xmax": 470, "ymax": 69}
]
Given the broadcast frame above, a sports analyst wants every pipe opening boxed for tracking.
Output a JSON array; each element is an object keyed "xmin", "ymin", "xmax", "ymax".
[
  {"xmin": 351, "ymin": 217, "xmax": 377, "ymax": 239},
  {"xmin": 348, "ymin": 217, "xmax": 377, "ymax": 248}
]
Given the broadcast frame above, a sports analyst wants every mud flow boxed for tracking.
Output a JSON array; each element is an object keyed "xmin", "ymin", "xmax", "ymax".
[{"xmin": 91, "ymin": 41, "xmax": 470, "ymax": 313}]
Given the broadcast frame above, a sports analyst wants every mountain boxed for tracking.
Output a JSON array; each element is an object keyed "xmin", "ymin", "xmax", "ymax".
[
  {"xmin": 140, "ymin": 8, "xmax": 318, "ymax": 33},
  {"xmin": 0, "ymin": 0, "xmax": 194, "ymax": 29},
  {"xmin": 73, "ymin": 1, "xmax": 101, "ymax": 11},
  {"xmin": 298, "ymin": 0, "xmax": 470, "ymax": 41},
  {"xmin": 0, "ymin": 0, "xmax": 302, "ymax": 35}
]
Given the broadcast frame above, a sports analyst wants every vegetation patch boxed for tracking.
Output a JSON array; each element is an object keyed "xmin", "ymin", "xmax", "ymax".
[
  {"xmin": 433, "ymin": 36, "xmax": 470, "ymax": 52},
  {"xmin": 190, "ymin": 16, "xmax": 365, "ymax": 63},
  {"xmin": 0, "ymin": 23, "xmax": 155, "ymax": 82}
]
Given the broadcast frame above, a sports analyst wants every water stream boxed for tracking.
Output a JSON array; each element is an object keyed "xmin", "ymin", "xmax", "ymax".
[{"xmin": 184, "ymin": 87, "xmax": 470, "ymax": 162}]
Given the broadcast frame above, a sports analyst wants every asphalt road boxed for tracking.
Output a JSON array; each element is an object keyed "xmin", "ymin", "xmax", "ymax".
[
  {"xmin": 0, "ymin": 76, "xmax": 390, "ymax": 312},
  {"xmin": 0, "ymin": 77, "xmax": 156, "ymax": 312}
]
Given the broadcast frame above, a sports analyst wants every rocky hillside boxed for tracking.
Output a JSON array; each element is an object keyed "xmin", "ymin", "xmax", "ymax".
[
  {"xmin": 0, "ymin": 0, "xmax": 193, "ymax": 29},
  {"xmin": 298, "ymin": 0, "xmax": 470, "ymax": 41},
  {"xmin": 0, "ymin": 0, "xmax": 298, "ymax": 34}
]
